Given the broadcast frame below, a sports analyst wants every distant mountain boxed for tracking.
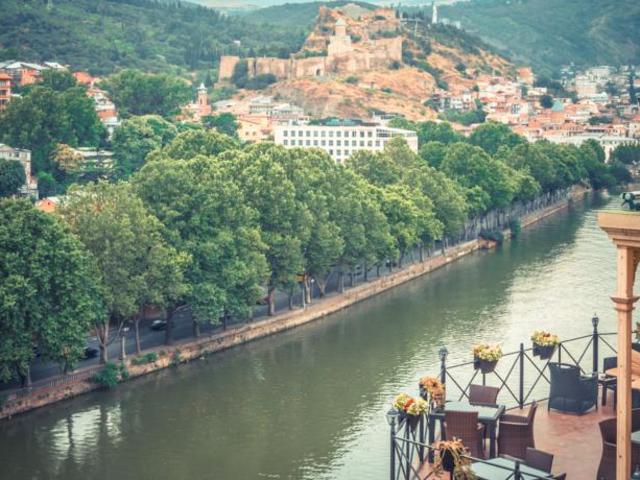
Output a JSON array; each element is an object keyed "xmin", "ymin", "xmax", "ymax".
[
  {"xmin": 440, "ymin": 0, "xmax": 640, "ymax": 74},
  {"xmin": 0, "ymin": 0, "xmax": 306, "ymax": 75},
  {"xmin": 242, "ymin": 1, "xmax": 377, "ymax": 27}
]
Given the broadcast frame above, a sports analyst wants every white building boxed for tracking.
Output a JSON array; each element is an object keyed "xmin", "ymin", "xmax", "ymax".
[
  {"xmin": 0, "ymin": 143, "xmax": 38, "ymax": 197},
  {"xmin": 544, "ymin": 133, "xmax": 639, "ymax": 161},
  {"xmin": 274, "ymin": 120, "xmax": 418, "ymax": 163}
]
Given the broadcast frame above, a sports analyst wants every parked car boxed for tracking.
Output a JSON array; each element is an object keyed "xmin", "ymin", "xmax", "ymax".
[
  {"xmin": 150, "ymin": 319, "xmax": 167, "ymax": 331},
  {"xmin": 83, "ymin": 347, "xmax": 99, "ymax": 359}
]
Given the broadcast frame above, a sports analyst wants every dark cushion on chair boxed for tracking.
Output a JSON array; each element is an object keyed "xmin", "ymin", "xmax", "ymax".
[{"xmin": 548, "ymin": 363, "xmax": 598, "ymax": 414}]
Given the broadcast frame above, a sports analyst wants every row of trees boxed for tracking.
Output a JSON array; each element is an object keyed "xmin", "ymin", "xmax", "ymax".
[{"xmin": 0, "ymin": 123, "xmax": 625, "ymax": 384}]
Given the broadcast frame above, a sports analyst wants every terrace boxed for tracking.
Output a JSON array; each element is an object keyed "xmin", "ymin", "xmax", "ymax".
[{"xmin": 385, "ymin": 206, "xmax": 640, "ymax": 480}]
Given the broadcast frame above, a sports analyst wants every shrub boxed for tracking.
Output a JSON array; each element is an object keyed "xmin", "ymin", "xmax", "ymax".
[
  {"xmin": 508, "ymin": 218, "xmax": 522, "ymax": 238},
  {"xmin": 381, "ymin": 87, "xmax": 393, "ymax": 94},
  {"xmin": 345, "ymin": 75, "xmax": 359, "ymax": 84},
  {"xmin": 479, "ymin": 228, "xmax": 504, "ymax": 245},
  {"xmin": 389, "ymin": 60, "xmax": 401, "ymax": 70},
  {"xmin": 91, "ymin": 362, "xmax": 125, "ymax": 388},
  {"xmin": 171, "ymin": 349, "xmax": 182, "ymax": 366},
  {"xmin": 131, "ymin": 352, "xmax": 159, "ymax": 365}
]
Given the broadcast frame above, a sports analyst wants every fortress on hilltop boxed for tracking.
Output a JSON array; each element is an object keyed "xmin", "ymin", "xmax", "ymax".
[{"xmin": 218, "ymin": 5, "xmax": 403, "ymax": 83}]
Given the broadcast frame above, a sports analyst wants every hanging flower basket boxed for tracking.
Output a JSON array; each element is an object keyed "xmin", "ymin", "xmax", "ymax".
[
  {"xmin": 440, "ymin": 447, "xmax": 457, "ymax": 473},
  {"xmin": 392, "ymin": 393, "xmax": 428, "ymax": 432},
  {"xmin": 474, "ymin": 357, "xmax": 498, "ymax": 374},
  {"xmin": 473, "ymin": 344, "xmax": 502, "ymax": 374},
  {"xmin": 418, "ymin": 376, "xmax": 446, "ymax": 410},
  {"xmin": 531, "ymin": 331, "xmax": 560, "ymax": 360}
]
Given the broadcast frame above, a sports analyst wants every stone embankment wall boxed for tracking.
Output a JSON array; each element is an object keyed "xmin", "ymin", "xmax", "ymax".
[{"xmin": 0, "ymin": 186, "xmax": 588, "ymax": 420}]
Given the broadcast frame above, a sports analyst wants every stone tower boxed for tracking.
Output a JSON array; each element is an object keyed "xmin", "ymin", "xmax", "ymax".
[
  {"xmin": 432, "ymin": 2, "xmax": 438, "ymax": 25},
  {"xmin": 197, "ymin": 83, "xmax": 208, "ymax": 108},
  {"xmin": 327, "ymin": 18, "xmax": 353, "ymax": 57}
]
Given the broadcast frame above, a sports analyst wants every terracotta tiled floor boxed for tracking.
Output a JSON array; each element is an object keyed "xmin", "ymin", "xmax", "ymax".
[{"xmin": 415, "ymin": 390, "xmax": 615, "ymax": 479}]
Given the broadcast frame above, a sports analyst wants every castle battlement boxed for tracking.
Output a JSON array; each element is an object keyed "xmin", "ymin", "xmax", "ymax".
[{"xmin": 218, "ymin": 6, "xmax": 403, "ymax": 83}]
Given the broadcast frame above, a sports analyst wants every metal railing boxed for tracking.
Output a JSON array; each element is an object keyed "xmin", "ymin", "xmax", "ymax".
[
  {"xmin": 439, "ymin": 315, "xmax": 618, "ymax": 409},
  {"xmin": 389, "ymin": 414, "xmax": 549, "ymax": 480},
  {"xmin": 388, "ymin": 315, "xmax": 621, "ymax": 479}
]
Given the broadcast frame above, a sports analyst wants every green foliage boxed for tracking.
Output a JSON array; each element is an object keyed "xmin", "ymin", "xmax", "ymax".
[
  {"xmin": 345, "ymin": 76, "xmax": 359, "ymax": 84},
  {"xmin": 112, "ymin": 115, "xmax": 178, "ymax": 178},
  {"xmin": 36, "ymin": 173, "xmax": 57, "ymax": 198},
  {"xmin": 100, "ymin": 70, "xmax": 192, "ymax": 118},
  {"xmin": 611, "ymin": 143, "xmax": 640, "ymax": 165},
  {"xmin": 202, "ymin": 113, "xmax": 239, "ymax": 138},
  {"xmin": 0, "ymin": 82, "xmax": 105, "ymax": 178},
  {"xmin": 91, "ymin": 362, "xmax": 128, "ymax": 388},
  {"xmin": 0, "ymin": 200, "xmax": 102, "ymax": 382},
  {"xmin": 539, "ymin": 95, "xmax": 554, "ymax": 109},
  {"xmin": 438, "ymin": 108, "xmax": 486, "ymax": 126},
  {"xmin": 0, "ymin": 160, "xmax": 26, "ymax": 197},
  {"xmin": 469, "ymin": 122, "xmax": 525, "ymax": 156},
  {"xmin": 171, "ymin": 349, "xmax": 182, "ymax": 367},
  {"xmin": 131, "ymin": 352, "xmax": 159, "ymax": 366},
  {"xmin": 479, "ymin": 228, "xmax": 504, "ymax": 245},
  {"xmin": 149, "ymin": 129, "xmax": 239, "ymax": 162},
  {"xmin": 0, "ymin": 0, "xmax": 306, "ymax": 75},
  {"xmin": 508, "ymin": 218, "xmax": 522, "ymax": 238},
  {"xmin": 59, "ymin": 182, "xmax": 188, "ymax": 363},
  {"xmin": 231, "ymin": 61, "xmax": 278, "ymax": 90},
  {"xmin": 440, "ymin": 0, "xmax": 640, "ymax": 73}
]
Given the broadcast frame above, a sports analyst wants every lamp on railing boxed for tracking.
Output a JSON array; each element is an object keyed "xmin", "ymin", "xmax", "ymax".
[
  {"xmin": 592, "ymin": 314, "xmax": 600, "ymax": 374},
  {"xmin": 592, "ymin": 314, "xmax": 600, "ymax": 329},
  {"xmin": 386, "ymin": 408, "xmax": 400, "ymax": 427}
]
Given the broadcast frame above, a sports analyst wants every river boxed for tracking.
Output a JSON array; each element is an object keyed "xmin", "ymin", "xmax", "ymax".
[{"xmin": 0, "ymin": 193, "xmax": 627, "ymax": 480}]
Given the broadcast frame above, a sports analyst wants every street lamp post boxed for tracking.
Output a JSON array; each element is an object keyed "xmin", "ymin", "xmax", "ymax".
[{"xmin": 120, "ymin": 327, "xmax": 129, "ymax": 361}]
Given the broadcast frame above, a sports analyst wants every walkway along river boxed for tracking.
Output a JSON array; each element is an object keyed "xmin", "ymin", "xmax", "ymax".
[{"xmin": 0, "ymin": 193, "xmax": 628, "ymax": 480}]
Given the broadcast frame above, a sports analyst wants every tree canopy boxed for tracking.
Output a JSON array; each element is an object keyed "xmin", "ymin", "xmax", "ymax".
[{"xmin": 0, "ymin": 160, "xmax": 26, "ymax": 197}]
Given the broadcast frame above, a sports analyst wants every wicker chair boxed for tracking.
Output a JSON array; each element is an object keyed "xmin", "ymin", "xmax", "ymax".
[
  {"xmin": 525, "ymin": 447, "xmax": 553, "ymax": 473},
  {"xmin": 548, "ymin": 363, "xmax": 598, "ymax": 414},
  {"xmin": 469, "ymin": 384, "xmax": 500, "ymax": 406},
  {"xmin": 602, "ymin": 357, "xmax": 640, "ymax": 409},
  {"xmin": 597, "ymin": 418, "xmax": 616, "ymax": 480},
  {"xmin": 497, "ymin": 401, "xmax": 537, "ymax": 460},
  {"xmin": 444, "ymin": 410, "xmax": 485, "ymax": 459}
]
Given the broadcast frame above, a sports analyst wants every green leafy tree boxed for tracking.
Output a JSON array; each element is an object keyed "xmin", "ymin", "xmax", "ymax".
[
  {"xmin": 37, "ymin": 172, "xmax": 57, "ymax": 198},
  {"xmin": 112, "ymin": 115, "xmax": 178, "ymax": 177},
  {"xmin": 419, "ymin": 141, "xmax": 448, "ymax": 169},
  {"xmin": 40, "ymin": 69, "xmax": 78, "ymax": 92},
  {"xmin": 611, "ymin": 143, "xmax": 640, "ymax": 165},
  {"xmin": 100, "ymin": 69, "xmax": 192, "ymax": 118},
  {"xmin": 0, "ymin": 199, "xmax": 103, "ymax": 385},
  {"xmin": 220, "ymin": 144, "xmax": 311, "ymax": 316},
  {"xmin": 151, "ymin": 129, "xmax": 239, "ymax": 162},
  {"xmin": 0, "ymin": 160, "xmax": 26, "ymax": 197},
  {"xmin": 469, "ymin": 122, "xmax": 525, "ymax": 155},
  {"xmin": 539, "ymin": 94, "xmax": 554, "ymax": 109},
  {"xmin": 202, "ymin": 113, "xmax": 239, "ymax": 137},
  {"xmin": 134, "ymin": 156, "xmax": 268, "ymax": 337},
  {"xmin": 59, "ymin": 182, "xmax": 187, "ymax": 362}
]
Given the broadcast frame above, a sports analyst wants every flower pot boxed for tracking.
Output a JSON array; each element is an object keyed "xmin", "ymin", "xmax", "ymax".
[
  {"xmin": 474, "ymin": 357, "xmax": 498, "ymax": 374},
  {"xmin": 405, "ymin": 413, "xmax": 421, "ymax": 431},
  {"xmin": 533, "ymin": 343, "xmax": 556, "ymax": 360},
  {"xmin": 440, "ymin": 448, "xmax": 457, "ymax": 473}
]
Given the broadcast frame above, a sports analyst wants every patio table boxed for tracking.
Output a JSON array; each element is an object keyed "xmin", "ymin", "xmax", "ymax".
[
  {"xmin": 471, "ymin": 457, "xmax": 553, "ymax": 480},
  {"xmin": 428, "ymin": 400, "xmax": 505, "ymax": 460}
]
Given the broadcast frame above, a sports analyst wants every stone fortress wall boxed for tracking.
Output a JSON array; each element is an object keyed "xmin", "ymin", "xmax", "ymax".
[{"xmin": 218, "ymin": 6, "xmax": 403, "ymax": 83}]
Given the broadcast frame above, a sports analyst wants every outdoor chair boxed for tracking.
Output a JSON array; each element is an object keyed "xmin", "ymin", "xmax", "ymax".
[
  {"xmin": 524, "ymin": 447, "xmax": 553, "ymax": 473},
  {"xmin": 548, "ymin": 362, "xmax": 598, "ymax": 414},
  {"xmin": 497, "ymin": 401, "xmax": 537, "ymax": 460},
  {"xmin": 601, "ymin": 356, "xmax": 640, "ymax": 409},
  {"xmin": 597, "ymin": 418, "xmax": 616, "ymax": 480},
  {"xmin": 444, "ymin": 410, "xmax": 485, "ymax": 459},
  {"xmin": 469, "ymin": 384, "xmax": 499, "ymax": 406}
]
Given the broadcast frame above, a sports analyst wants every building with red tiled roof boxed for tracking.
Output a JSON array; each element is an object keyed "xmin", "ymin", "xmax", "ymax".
[{"xmin": 0, "ymin": 73, "xmax": 10, "ymax": 111}]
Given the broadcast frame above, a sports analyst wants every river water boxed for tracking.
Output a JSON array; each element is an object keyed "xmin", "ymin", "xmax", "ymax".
[{"xmin": 0, "ymin": 193, "xmax": 628, "ymax": 480}]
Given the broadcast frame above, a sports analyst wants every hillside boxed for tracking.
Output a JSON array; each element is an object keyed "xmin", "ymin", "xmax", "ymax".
[
  {"xmin": 0, "ymin": 0, "xmax": 306, "ymax": 75},
  {"xmin": 440, "ymin": 0, "xmax": 640, "ymax": 74},
  {"xmin": 231, "ymin": 5, "xmax": 512, "ymax": 120},
  {"xmin": 242, "ymin": 1, "xmax": 376, "ymax": 28}
]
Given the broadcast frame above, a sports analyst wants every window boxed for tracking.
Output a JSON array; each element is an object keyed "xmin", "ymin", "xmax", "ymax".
[
  {"xmin": 368, "ymin": 140, "xmax": 372, "ymax": 147},
  {"xmin": 329, "ymin": 149, "xmax": 334, "ymax": 155},
  {"xmin": 337, "ymin": 140, "xmax": 341, "ymax": 146},
  {"xmin": 306, "ymin": 140, "xmax": 310, "ymax": 146},
  {"xmin": 375, "ymin": 140, "xmax": 380, "ymax": 147},
  {"xmin": 352, "ymin": 140, "xmax": 357, "ymax": 146},
  {"xmin": 360, "ymin": 131, "xmax": 365, "ymax": 137},
  {"xmin": 321, "ymin": 131, "xmax": 326, "ymax": 137},
  {"xmin": 337, "ymin": 149, "xmax": 341, "ymax": 156},
  {"xmin": 313, "ymin": 140, "xmax": 318, "ymax": 146},
  {"xmin": 360, "ymin": 141, "xmax": 365, "ymax": 147},
  {"xmin": 337, "ymin": 131, "xmax": 342, "ymax": 137},
  {"xmin": 329, "ymin": 131, "xmax": 334, "ymax": 137},
  {"xmin": 321, "ymin": 140, "xmax": 326, "ymax": 146},
  {"xmin": 367, "ymin": 131, "xmax": 373, "ymax": 137},
  {"xmin": 314, "ymin": 131, "xmax": 318, "ymax": 137},
  {"xmin": 328, "ymin": 140, "xmax": 333, "ymax": 146},
  {"xmin": 283, "ymin": 140, "xmax": 288, "ymax": 146},
  {"xmin": 283, "ymin": 130, "xmax": 288, "ymax": 137},
  {"xmin": 352, "ymin": 131, "xmax": 357, "ymax": 137},
  {"xmin": 306, "ymin": 131, "xmax": 311, "ymax": 137}
]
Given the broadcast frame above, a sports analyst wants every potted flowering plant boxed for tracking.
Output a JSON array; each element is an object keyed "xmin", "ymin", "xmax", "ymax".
[
  {"xmin": 432, "ymin": 438, "xmax": 477, "ymax": 479},
  {"xmin": 393, "ymin": 393, "xmax": 428, "ymax": 431},
  {"xmin": 473, "ymin": 344, "xmax": 502, "ymax": 374},
  {"xmin": 418, "ymin": 376, "xmax": 446, "ymax": 410},
  {"xmin": 531, "ymin": 330, "xmax": 560, "ymax": 360}
]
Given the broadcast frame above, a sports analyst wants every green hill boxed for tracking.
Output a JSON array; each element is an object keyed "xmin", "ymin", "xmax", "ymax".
[
  {"xmin": 440, "ymin": 0, "xmax": 640, "ymax": 74},
  {"xmin": 0, "ymin": 0, "xmax": 307, "ymax": 75}
]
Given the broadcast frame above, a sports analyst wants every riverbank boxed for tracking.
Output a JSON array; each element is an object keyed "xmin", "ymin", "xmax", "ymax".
[{"xmin": 0, "ymin": 186, "xmax": 589, "ymax": 420}]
